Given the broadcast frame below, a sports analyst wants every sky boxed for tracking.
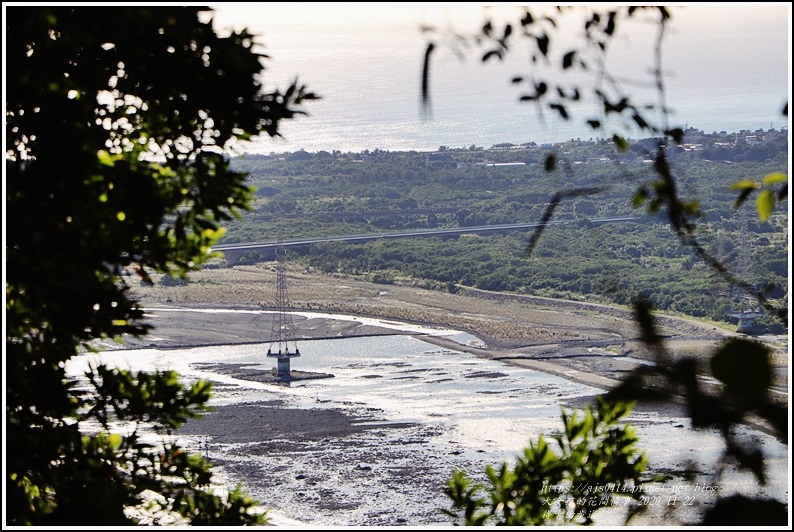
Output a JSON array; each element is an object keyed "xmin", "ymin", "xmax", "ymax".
[
  {"xmin": 3, "ymin": 3, "xmax": 790, "ymax": 152},
  {"xmin": 204, "ymin": 3, "xmax": 793, "ymax": 80},
  {"xmin": 195, "ymin": 3, "xmax": 791, "ymax": 152}
]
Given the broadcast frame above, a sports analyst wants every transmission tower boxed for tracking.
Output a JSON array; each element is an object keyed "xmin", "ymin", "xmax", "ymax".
[{"xmin": 267, "ymin": 245, "xmax": 300, "ymax": 375}]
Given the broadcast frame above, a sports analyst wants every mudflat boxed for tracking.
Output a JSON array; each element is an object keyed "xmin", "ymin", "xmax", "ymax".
[
  {"xmin": 117, "ymin": 264, "xmax": 787, "ymax": 526},
  {"xmin": 125, "ymin": 263, "xmax": 788, "ymax": 394}
]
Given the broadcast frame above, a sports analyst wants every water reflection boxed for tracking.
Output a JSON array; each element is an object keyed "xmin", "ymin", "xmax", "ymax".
[{"xmin": 67, "ymin": 334, "xmax": 789, "ymax": 526}]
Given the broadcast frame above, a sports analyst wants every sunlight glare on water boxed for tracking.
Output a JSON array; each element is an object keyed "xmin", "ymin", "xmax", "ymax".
[
  {"xmin": 68, "ymin": 332, "xmax": 788, "ymax": 526},
  {"xmin": 67, "ymin": 330, "xmax": 788, "ymax": 526}
]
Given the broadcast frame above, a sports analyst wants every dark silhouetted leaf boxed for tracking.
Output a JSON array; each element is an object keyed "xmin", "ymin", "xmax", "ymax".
[
  {"xmin": 727, "ymin": 441, "xmax": 766, "ymax": 483},
  {"xmin": 632, "ymin": 112, "xmax": 648, "ymax": 130},
  {"xmin": 733, "ymin": 188, "xmax": 754, "ymax": 209},
  {"xmin": 562, "ymin": 50, "xmax": 575, "ymax": 69},
  {"xmin": 605, "ymin": 11, "xmax": 616, "ymax": 35},
  {"xmin": 755, "ymin": 403, "xmax": 789, "ymax": 442},
  {"xmin": 680, "ymin": 199, "xmax": 701, "ymax": 216},
  {"xmin": 604, "ymin": 97, "xmax": 628, "ymax": 114},
  {"xmin": 702, "ymin": 495, "xmax": 788, "ymax": 526},
  {"xmin": 549, "ymin": 103, "xmax": 568, "ymax": 119},
  {"xmin": 482, "ymin": 49, "xmax": 502, "ymax": 62},
  {"xmin": 667, "ymin": 127, "xmax": 684, "ymax": 143},
  {"xmin": 711, "ymin": 338, "xmax": 772, "ymax": 405},
  {"xmin": 544, "ymin": 154, "xmax": 556, "ymax": 172},
  {"xmin": 421, "ymin": 42, "xmax": 435, "ymax": 109},
  {"xmin": 613, "ymin": 134, "xmax": 629, "ymax": 152},
  {"xmin": 605, "ymin": 370, "xmax": 670, "ymax": 404},
  {"xmin": 632, "ymin": 299, "xmax": 662, "ymax": 348},
  {"xmin": 536, "ymin": 33, "xmax": 549, "ymax": 56},
  {"xmin": 777, "ymin": 183, "xmax": 788, "ymax": 201},
  {"xmin": 632, "ymin": 187, "xmax": 648, "ymax": 208}
]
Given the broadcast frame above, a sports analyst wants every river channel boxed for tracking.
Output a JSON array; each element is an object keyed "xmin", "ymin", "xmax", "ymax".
[{"xmin": 67, "ymin": 317, "xmax": 789, "ymax": 526}]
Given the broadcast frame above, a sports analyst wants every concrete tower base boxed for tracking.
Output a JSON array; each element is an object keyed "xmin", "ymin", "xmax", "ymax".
[{"xmin": 276, "ymin": 357, "xmax": 292, "ymax": 376}]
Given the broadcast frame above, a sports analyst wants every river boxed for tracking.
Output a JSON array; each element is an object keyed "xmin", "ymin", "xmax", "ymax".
[{"xmin": 67, "ymin": 317, "xmax": 788, "ymax": 526}]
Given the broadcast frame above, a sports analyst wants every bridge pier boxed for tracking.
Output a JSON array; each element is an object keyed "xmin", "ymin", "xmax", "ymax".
[
  {"xmin": 219, "ymin": 249, "xmax": 246, "ymax": 267},
  {"xmin": 217, "ymin": 248, "xmax": 278, "ymax": 267}
]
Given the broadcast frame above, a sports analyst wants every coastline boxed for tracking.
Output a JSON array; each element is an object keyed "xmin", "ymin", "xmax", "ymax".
[
  {"xmin": 110, "ymin": 307, "xmax": 786, "ymax": 527},
  {"xmin": 114, "ymin": 304, "xmax": 683, "ymax": 392},
  {"xmin": 115, "ymin": 303, "xmax": 784, "ymax": 438},
  {"xmin": 122, "ymin": 265, "xmax": 788, "ymax": 399},
  {"xmin": 105, "ymin": 271, "xmax": 789, "ymax": 526}
]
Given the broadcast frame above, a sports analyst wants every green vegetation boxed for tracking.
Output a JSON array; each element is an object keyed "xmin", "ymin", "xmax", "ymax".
[
  {"xmin": 428, "ymin": 5, "xmax": 788, "ymax": 526},
  {"xmin": 443, "ymin": 398, "xmax": 652, "ymax": 526},
  {"xmin": 439, "ymin": 299, "xmax": 788, "ymax": 527},
  {"xmin": 601, "ymin": 301, "xmax": 788, "ymax": 525},
  {"xmin": 5, "ymin": 4, "xmax": 787, "ymax": 528},
  {"xmin": 223, "ymin": 135, "xmax": 788, "ymax": 330},
  {"xmin": 5, "ymin": 6, "xmax": 315, "ymax": 525}
]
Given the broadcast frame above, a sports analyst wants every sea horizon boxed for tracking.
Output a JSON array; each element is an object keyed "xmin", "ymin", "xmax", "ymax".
[
  {"xmin": 205, "ymin": 4, "xmax": 790, "ymax": 157},
  {"xmin": 239, "ymin": 119, "xmax": 790, "ymax": 156}
]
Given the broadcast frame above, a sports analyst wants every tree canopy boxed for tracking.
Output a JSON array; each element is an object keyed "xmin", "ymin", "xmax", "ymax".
[{"xmin": 5, "ymin": 6, "xmax": 315, "ymax": 525}]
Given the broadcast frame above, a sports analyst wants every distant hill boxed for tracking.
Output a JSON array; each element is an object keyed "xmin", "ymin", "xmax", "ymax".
[{"xmin": 216, "ymin": 130, "xmax": 788, "ymax": 331}]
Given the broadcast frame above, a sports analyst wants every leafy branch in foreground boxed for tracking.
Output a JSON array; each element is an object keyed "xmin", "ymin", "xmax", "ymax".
[
  {"xmin": 6, "ymin": 6, "xmax": 316, "ymax": 525},
  {"xmin": 603, "ymin": 299, "xmax": 788, "ymax": 525},
  {"xmin": 442, "ymin": 397, "xmax": 653, "ymax": 526},
  {"xmin": 83, "ymin": 367, "xmax": 267, "ymax": 525},
  {"xmin": 426, "ymin": 5, "xmax": 788, "ymax": 527},
  {"xmin": 422, "ymin": 5, "xmax": 788, "ymax": 326}
]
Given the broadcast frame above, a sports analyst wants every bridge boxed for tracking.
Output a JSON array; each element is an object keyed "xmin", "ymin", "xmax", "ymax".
[
  {"xmin": 211, "ymin": 216, "xmax": 636, "ymax": 266},
  {"xmin": 250, "ymin": 206, "xmax": 460, "ymax": 221}
]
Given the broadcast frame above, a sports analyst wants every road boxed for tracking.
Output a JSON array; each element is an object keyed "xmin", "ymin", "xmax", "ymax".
[{"xmin": 211, "ymin": 216, "xmax": 637, "ymax": 263}]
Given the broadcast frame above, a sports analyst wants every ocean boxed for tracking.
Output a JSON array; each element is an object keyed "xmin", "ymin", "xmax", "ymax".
[{"xmin": 208, "ymin": 4, "xmax": 791, "ymax": 155}]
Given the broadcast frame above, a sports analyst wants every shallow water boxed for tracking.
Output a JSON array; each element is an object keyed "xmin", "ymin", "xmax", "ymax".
[{"xmin": 69, "ymin": 329, "xmax": 789, "ymax": 526}]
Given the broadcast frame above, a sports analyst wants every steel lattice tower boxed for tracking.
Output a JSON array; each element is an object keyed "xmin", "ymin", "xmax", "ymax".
[{"xmin": 267, "ymin": 246, "xmax": 300, "ymax": 375}]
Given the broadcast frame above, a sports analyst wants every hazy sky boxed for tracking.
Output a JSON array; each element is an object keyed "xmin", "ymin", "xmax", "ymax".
[
  {"xmin": 206, "ymin": 3, "xmax": 793, "ymax": 61},
  {"xmin": 204, "ymin": 3, "xmax": 792, "ymax": 109},
  {"xmin": 199, "ymin": 3, "xmax": 791, "ymax": 151},
  {"xmin": 5, "ymin": 3, "xmax": 787, "ymax": 152}
]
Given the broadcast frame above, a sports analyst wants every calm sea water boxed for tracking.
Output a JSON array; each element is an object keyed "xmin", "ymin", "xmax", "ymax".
[{"xmin": 223, "ymin": 5, "xmax": 791, "ymax": 155}]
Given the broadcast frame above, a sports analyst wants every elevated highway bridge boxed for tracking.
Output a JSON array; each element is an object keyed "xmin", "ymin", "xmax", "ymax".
[{"xmin": 211, "ymin": 216, "xmax": 636, "ymax": 266}]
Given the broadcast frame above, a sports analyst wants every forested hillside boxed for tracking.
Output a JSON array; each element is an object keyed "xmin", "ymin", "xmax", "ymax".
[{"xmin": 220, "ymin": 128, "xmax": 788, "ymax": 331}]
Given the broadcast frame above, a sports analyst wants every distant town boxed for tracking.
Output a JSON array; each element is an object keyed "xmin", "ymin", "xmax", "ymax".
[
  {"xmin": 260, "ymin": 126, "xmax": 789, "ymax": 167},
  {"xmin": 470, "ymin": 126, "xmax": 789, "ymax": 151}
]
